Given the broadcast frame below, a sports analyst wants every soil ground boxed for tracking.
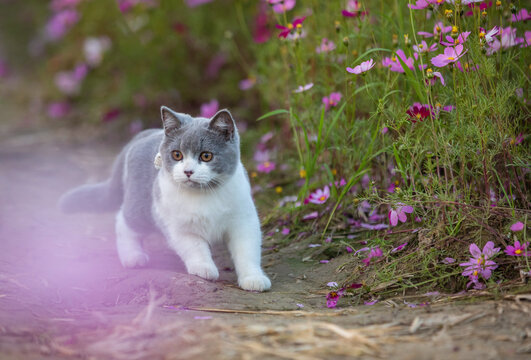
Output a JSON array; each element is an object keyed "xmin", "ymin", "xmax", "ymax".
[{"xmin": 1, "ymin": 128, "xmax": 531, "ymax": 360}]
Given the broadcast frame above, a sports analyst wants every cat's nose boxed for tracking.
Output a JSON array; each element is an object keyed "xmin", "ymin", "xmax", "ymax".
[{"xmin": 184, "ymin": 170, "xmax": 194, "ymax": 178}]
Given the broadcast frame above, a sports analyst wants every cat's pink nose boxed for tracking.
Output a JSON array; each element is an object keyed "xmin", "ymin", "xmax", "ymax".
[{"xmin": 184, "ymin": 170, "xmax": 194, "ymax": 178}]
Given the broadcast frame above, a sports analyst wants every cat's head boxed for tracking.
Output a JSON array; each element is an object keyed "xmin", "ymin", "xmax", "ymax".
[{"xmin": 158, "ymin": 106, "xmax": 240, "ymax": 190}]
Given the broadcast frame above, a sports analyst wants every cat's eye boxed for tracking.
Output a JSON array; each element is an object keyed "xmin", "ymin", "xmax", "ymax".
[
  {"xmin": 200, "ymin": 152, "xmax": 213, "ymax": 162},
  {"xmin": 171, "ymin": 150, "xmax": 183, "ymax": 161}
]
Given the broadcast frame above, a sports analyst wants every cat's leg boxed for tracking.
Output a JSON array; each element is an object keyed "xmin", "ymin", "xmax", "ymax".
[
  {"xmin": 227, "ymin": 220, "xmax": 271, "ymax": 292},
  {"xmin": 115, "ymin": 209, "xmax": 149, "ymax": 268},
  {"xmin": 166, "ymin": 232, "xmax": 219, "ymax": 280}
]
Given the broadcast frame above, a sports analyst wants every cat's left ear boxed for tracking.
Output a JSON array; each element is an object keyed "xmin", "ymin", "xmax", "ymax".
[{"xmin": 209, "ymin": 109, "xmax": 236, "ymax": 141}]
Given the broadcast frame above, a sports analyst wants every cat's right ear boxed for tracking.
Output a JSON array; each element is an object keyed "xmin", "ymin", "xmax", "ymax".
[{"xmin": 160, "ymin": 106, "xmax": 186, "ymax": 135}]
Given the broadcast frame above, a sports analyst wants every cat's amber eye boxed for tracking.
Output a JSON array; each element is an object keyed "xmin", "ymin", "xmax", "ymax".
[
  {"xmin": 200, "ymin": 151, "xmax": 213, "ymax": 162},
  {"xmin": 171, "ymin": 150, "xmax": 183, "ymax": 161}
]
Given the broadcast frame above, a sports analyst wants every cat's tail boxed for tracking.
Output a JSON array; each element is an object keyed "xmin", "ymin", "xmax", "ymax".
[{"xmin": 59, "ymin": 152, "xmax": 125, "ymax": 213}]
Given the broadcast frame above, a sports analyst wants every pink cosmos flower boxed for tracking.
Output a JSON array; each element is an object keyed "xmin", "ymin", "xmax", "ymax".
[
  {"xmin": 413, "ymin": 40, "xmax": 437, "ymax": 54},
  {"xmin": 511, "ymin": 8, "xmax": 531, "ymax": 22},
  {"xmin": 362, "ymin": 247, "xmax": 383, "ymax": 266},
  {"xmin": 442, "ymin": 257, "xmax": 456, "ymax": 264},
  {"xmin": 54, "ymin": 63, "xmax": 88, "ymax": 95},
  {"xmin": 418, "ymin": 21, "xmax": 452, "ymax": 38},
  {"xmin": 388, "ymin": 203, "xmax": 414, "ymax": 226},
  {"xmin": 302, "ymin": 211, "xmax": 319, "ymax": 221},
  {"xmin": 239, "ymin": 77, "xmax": 257, "ymax": 91},
  {"xmin": 293, "ymin": 83, "xmax": 313, "ymax": 93},
  {"xmin": 346, "ymin": 58, "xmax": 375, "ymax": 75},
  {"xmin": 382, "ymin": 49, "xmax": 414, "ymax": 73},
  {"xmin": 281, "ymin": 227, "xmax": 290, "ymax": 235},
  {"xmin": 510, "ymin": 221, "xmax": 525, "ymax": 232},
  {"xmin": 316, "ymin": 38, "xmax": 336, "ymax": 53},
  {"xmin": 200, "ymin": 99, "xmax": 219, "ymax": 118},
  {"xmin": 391, "ymin": 242, "xmax": 408, "ymax": 253},
  {"xmin": 322, "ymin": 92, "xmax": 342, "ymax": 111},
  {"xmin": 276, "ymin": 17, "xmax": 306, "ymax": 38},
  {"xmin": 431, "ymin": 44, "xmax": 467, "ymax": 67},
  {"xmin": 440, "ymin": 31, "xmax": 471, "ymax": 47},
  {"xmin": 47, "ymin": 101, "xmax": 71, "ymax": 118},
  {"xmin": 269, "ymin": 0, "xmax": 296, "ymax": 14},
  {"xmin": 342, "ymin": 0, "xmax": 368, "ymax": 17},
  {"xmin": 504, "ymin": 241, "xmax": 529, "ymax": 257},
  {"xmin": 46, "ymin": 9, "xmax": 80, "ymax": 41},
  {"xmin": 308, "ymin": 186, "xmax": 330, "ymax": 204},
  {"xmin": 460, "ymin": 241, "xmax": 500, "ymax": 289},
  {"xmin": 257, "ymin": 161, "xmax": 276, "ymax": 173}
]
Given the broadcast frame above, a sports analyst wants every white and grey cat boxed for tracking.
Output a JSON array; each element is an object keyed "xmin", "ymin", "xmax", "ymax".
[{"xmin": 60, "ymin": 106, "xmax": 271, "ymax": 292}]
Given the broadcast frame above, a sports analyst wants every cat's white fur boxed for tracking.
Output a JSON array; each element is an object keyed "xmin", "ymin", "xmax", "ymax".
[{"xmin": 117, "ymin": 150, "xmax": 271, "ymax": 292}]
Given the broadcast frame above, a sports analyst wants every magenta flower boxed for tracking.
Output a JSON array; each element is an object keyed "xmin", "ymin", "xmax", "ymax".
[
  {"xmin": 406, "ymin": 103, "xmax": 431, "ymax": 123},
  {"xmin": 276, "ymin": 17, "xmax": 305, "ymax": 38},
  {"xmin": 322, "ymin": 92, "xmax": 342, "ymax": 111},
  {"xmin": 388, "ymin": 204, "xmax": 414, "ymax": 226},
  {"xmin": 431, "ymin": 44, "xmax": 467, "ymax": 67},
  {"xmin": 308, "ymin": 186, "xmax": 330, "ymax": 204},
  {"xmin": 293, "ymin": 82, "xmax": 313, "ymax": 93},
  {"xmin": 504, "ymin": 241, "xmax": 529, "ymax": 257},
  {"xmin": 281, "ymin": 227, "xmax": 290, "ymax": 235},
  {"xmin": 346, "ymin": 58, "xmax": 375, "ymax": 75},
  {"xmin": 253, "ymin": 4, "xmax": 272, "ymax": 44},
  {"xmin": 326, "ymin": 288, "xmax": 345, "ymax": 308},
  {"xmin": 362, "ymin": 247, "xmax": 383, "ymax": 266},
  {"xmin": 269, "ymin": 0, "xmax": 296, "ymax": 14},
  {"xmin": 442, "ymin": 257, "xmax": 456, "ymax": 264},
  {"xmin": 460, "ymin": 241, "xmax": 500, "ymax": 289},
  {"xmin": 391, "ymin": 242, "xmax": 408, "ymax": 253},
  {"xmin": 342, "ymin": 0, "xmax": 368, "ymax": 18},
  {"xmin": 257, "ymin": 161, "xmax": 276, "ymax": 173},
  {"xmin": 316, "ymin": 38, "xmax": 336, "ymax": 53},
  {"xmin": 510, "ymin": 221, "xmax": 525, "ymax": 232},
  {"xmin": 408, "ymin": 0, "xmax": 429, "ymax": 9},
  {"xmin": 511, "ymin": 8, "xmax": 531, "ymax": 22},
  {"xmin": 200, "ymin": 99, "xmax": 219, "ymax": 118},
  {"xmin": 418, "ymin": 21, "xmax": 452, "ymax": 38}
]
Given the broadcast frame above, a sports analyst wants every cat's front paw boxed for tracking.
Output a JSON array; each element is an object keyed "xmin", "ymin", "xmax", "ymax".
[
  {"xmin": 120, "ymin": 251, "xmax": 150, "ymax": 268},
  {"xmin": 238, "ymin": 273, "xmax": 271, "ymax": 292},
  {"xmin": 186, "ymin": 261, "xmax": 219, "ymax": 281}
]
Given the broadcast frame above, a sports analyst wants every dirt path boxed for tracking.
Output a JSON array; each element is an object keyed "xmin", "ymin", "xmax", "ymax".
[{"xmin": 1, "ymin": 131, "xmax": 530, "ymax": 360}]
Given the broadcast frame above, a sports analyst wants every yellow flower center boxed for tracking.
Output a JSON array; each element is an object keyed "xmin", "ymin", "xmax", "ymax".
[
  {"xmin": 275, "ymin": 186, "xmax": 283, "ymax": 194},
  {"xmin": 435, "ymin": 102, "xmax": 442, "ymax": 108},
  {"xmin": 479, "ymin": 32, "xmax": 486, "ymax": 39},
  {"xmin": 416, "ymin": 113, "xmax": 422, "ymax": 119},
  {"xmin": 427, "ymin": 68, "xmax": 433, "ymax": 74},
  {"xmin": 419, "ymin": 43, "xmax": 424, "ymax": 48},
  {"xmin": 251, "ymin": 171, "xmax": 257, "ymax": 178},
  {"xmin": 332, "ymin": 169, "xmax": 337, "ymax": 175},
  {"xmin": 319, "ymin": 196, "xmax": 326, "ymax": 201},
  {"xmin": 447, "ymin": 56, "xmax": 455, "ymax": 60},
  {"xmin": 299, "ymin": 169, "xmax": 307, "ymax": 178},
  {"xmin": 392, "ymin": 56, "xmax": 397, "ymax": 62},
  {"xmin": 473, "ymin": 270, "xmax": 478, "ymax": 276},
  {"xmin": 496, "ymin": 0, "xmax": 501, "ymax": 6},
  {"xmin": 436, "ymin": 26, "xmax": 441, "ymax": 32},
  {"xmin": 510, "ymin": 139, "xmax": 515, "ymax": 145},
  {"xmin": 287, "ymin": 23, "xmax": 294, "ymax": 30},
  {"xmin": 452, "ymin": 26, "xmax": 458, "ymax": 34},
  {"xmin": 516, "ymin": 249, "xmax": 522, "ymax": 255},
  {"xmin": 477, "ymin": 257, "xmax": 483, "ymax": 265},
  {"xmin": 264, "ymin": 161, "xmax": 271, "ymax": 167},
  {"xmin": 296, "ymin": 23, "xmax": 302, "ymax": 29},
  {"xmin": 445, "ymin": 9, "xmax": 453, "ymax": 15},
  {"xmin": 482, "ymin": 10, "xmax": 487, "ymax": 16}
]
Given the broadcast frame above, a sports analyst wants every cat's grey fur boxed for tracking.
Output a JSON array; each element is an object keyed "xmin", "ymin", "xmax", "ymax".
[{"xmin": 60, "ymin": 107, "xmax": 271, "ymax": 291}]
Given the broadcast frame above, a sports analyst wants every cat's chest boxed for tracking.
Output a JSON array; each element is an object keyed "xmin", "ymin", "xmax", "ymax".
[{"xmin": 153, "ymin": 177, "xmax": 232, "ymax": 239}]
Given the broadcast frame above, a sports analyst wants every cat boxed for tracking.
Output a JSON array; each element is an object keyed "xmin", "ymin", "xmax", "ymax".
[{"xmin": 59, "ymin": 106, "xmax": 271, "ymax": 292}]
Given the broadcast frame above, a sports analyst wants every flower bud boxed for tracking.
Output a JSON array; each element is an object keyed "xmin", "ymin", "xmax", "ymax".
[
  {"xmin": 445, "ymin": 9, "xmax": 453, "ymax": 20},
  {"xmin": 404, "ymin": 34, "xmax": 411, "ymax": 47},
  {"xmin": 392, "ymin": 34, "xmax": 398, "ymax": 45},
  {"xmin": 426, "ymin": 68, "xmax": 434, "ymax": 79},
  {"xmin": 342, "ymin": 36, "xmax": 349, "ymax": 47},
  {"xmin": 335, "ymin": 21, "xmax": 341, "ymax": 33},
  {"xmin": 496, "ymin": 0, "xmax": 502, "ymax": 10}
]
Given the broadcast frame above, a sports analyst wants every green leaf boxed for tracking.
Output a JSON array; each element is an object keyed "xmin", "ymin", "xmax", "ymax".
[{"xmin": 256, "ymin": 109, "xmax": 289, "ymax": 121}]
